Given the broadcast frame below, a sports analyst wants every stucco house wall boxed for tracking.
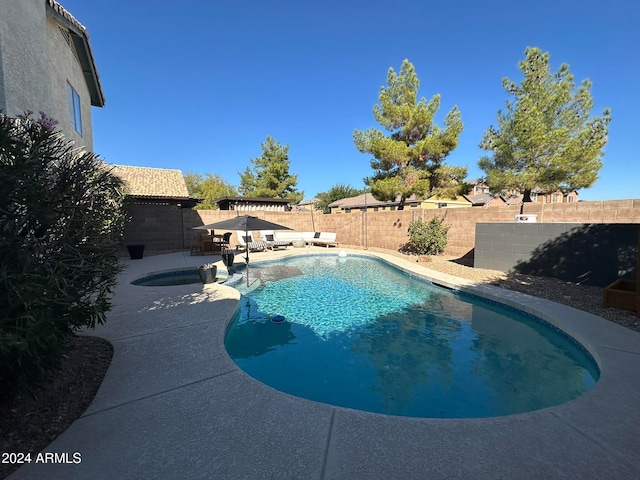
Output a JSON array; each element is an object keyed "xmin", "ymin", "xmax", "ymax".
[
  {"xmin": 0, "ymin": 0, "xmax": 52, "ymax": 117},
  {"xmin": 45, "ymin": 13, "xmax": 94, "ymax": 149},
  {"xmin": 0, "ymin": 0, "xmax": 102, "ymax": 151}
]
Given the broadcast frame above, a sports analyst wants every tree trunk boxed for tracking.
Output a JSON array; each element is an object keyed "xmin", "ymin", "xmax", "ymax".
[{"xmin": 520, "ymin": 189, "xmax": 533, "ymax": 214}]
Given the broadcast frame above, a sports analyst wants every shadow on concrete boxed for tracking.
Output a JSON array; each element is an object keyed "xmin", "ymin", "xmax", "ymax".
[{"xmin": 513, "ymin": 224, "xmax": 638, "ymax": 287}]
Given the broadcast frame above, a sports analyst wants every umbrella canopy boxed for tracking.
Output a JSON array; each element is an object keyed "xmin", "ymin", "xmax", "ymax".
[
  {"xmin": 193, "ymin": 215, "xmax": 292, "ymax": 286},
  {"xmin": 193, "ymin": 215, "xmax": 292, "ymax": 232}
]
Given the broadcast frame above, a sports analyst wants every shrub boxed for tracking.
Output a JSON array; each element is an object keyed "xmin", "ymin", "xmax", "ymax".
[
  {"xmin": 0, "ymin": 112, "xmax": 127, "ymax": 401},
  {"xmin": 407, "ymin": 216, "xmax": 450, "ymax": 255}
]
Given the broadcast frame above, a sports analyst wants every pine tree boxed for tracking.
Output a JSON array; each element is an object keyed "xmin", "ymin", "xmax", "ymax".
[
  {"xmin": 239, "ymin": 136, "xmax": 303, "ymax": 203},
  {"xmin": 479, "ymin": 47, "xmax": 611, "ymax": 204},
  {"xmin": 354, "ymin": 59, "xmax": 465, "ymax": 209}
]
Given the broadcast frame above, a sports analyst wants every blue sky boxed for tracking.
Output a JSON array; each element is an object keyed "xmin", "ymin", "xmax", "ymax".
[{"xmin": 63, "ymin": 0, "xmax": 638, "ymax": 201}]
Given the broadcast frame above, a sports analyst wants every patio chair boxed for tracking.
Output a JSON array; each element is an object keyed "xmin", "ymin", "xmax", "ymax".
[
  {"xmin": 221, "ymin": 232, "xmax": 232, "ymax": 250},
  {"xmin": 200, "ymin": 234, "xmax": 215, "ymax": 254},
  {"xmin": 190, "ymin": 237, "xmax": 203, "ymax": 255},
  {"xmin": 260, "ymin": 230, "xmax": 290, "ymax": 250},
  {"xmin": 235, "ymin": 231, "xmax": 268, "ymax": 252}
]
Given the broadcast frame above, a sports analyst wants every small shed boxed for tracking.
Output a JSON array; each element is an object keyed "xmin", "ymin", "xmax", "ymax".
[{"xmin": 110, "ymin": 165, "xmax": 197, "ymax": 252}]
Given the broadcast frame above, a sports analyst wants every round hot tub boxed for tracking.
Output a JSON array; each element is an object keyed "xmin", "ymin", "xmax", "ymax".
[{"xmin": 131, "ymin": 268, "xmax": 228, "ymax": 287}]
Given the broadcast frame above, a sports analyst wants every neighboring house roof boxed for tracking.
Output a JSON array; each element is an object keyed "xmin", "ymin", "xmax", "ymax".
[
  {"xmin": 299, "ymin": 197, "xmax": 319, "ymax": 206},
  {"xmin": 504, "ymin": 194, "xmax": 522, "ymax": 205},
  {"xmin": 468, "ymin": 178, "xmax": 488, "ymax": 185},
  {"xmin": 329, "ymin": 193, "xmax": 396, "ymax": 209},
  {"xmin": 465, "ymin": 193, "xmax": 493, "ymax": 205},
  {"xmin": 214, "ymin": 196, "xmax": 292, "ymax": 205},
  {"xmin": 424, "ymin": 195, "xmax": 472, "ymax": 204},
  {"xmin": 46, "ymin": 0, "xmax": 105, "ymax": 107},
  {"xmin": 329, "ymin": 193, "xmax": 429, "ymax": 209},
  {"xmin": 110, "ymin": 165, "xmax": 190, "ymax": 199},
  {"xmin": 465, "ymin": 193, "xmax": 507, "ymax": 206}
]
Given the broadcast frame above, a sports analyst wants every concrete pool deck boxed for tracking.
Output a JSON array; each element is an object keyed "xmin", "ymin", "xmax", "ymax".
[{"xmin": 10, "ymin": 247, "xmax": 640, "ymax": 479}]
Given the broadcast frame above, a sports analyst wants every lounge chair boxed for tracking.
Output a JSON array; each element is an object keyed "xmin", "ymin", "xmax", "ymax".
[
  {"xmin": 236, "ymin": 231, "xmax": 268, "ymax": 252},
  {"xmin": 260, "ymin": 230, "xmax": 290, "ymax": 250},
  {"xmin": 310, "ymin": 232, "xmax": 338, "ymax": 248}
]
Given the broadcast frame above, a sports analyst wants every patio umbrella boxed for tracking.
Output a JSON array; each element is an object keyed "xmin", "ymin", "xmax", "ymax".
[{"xmin": 193, "ymin": 215, "xmax": 292, "ymax": 286}]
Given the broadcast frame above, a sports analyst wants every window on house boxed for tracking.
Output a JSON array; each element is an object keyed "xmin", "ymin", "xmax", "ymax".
[
  {"xmin": 483, "ymin": 187, "xmax": 489, "ymax": 194},
  {"xmin": 67, "ymin": 82, "xmax": 82, "ymax": 135},
  {"xmin": 553, "ymin": 194, "xmax": 559, "ymax": 203},
  {"xmin": 530, "ymin": 193, "xmax": 538, "ymax": 201},
  {"xmin": 437, "ymin": 202, "xmax": 448, "ymax": 208},
  {"xmin": 568, "ymin": 195, "xmax": 574, "ymax": 203},
  {"xmin": 373, "ymin": 207, "xmax": 379, "ymax": 212}
]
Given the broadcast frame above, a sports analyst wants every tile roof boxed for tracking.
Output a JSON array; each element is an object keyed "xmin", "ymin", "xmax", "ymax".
[
  {"xmin": 466, "ymin": 193, "xmax": 497, "ymax": 205},
  {"xmin": 110, "ymin": 165, "xmax": 190, "ymax": 199},
  {"xmin": 329, "ymin": 193, "xmax": 426, "ymax": 209},
  {"xmin": 466, "ymin": 193, "xmax": 492, "ymax": 204},
  {"xmin": 214, "ymin": 196, "xmax": 292, "ymax": 204},
  {"xmin": 47, "ymin": 0, "xmax": 87, "ymax": 35},
  {"xmin": 424, "ymin": 195, "xmax": 471, "ymax": 203},
  {"xmin": 328, "ymin": 193, "xmax": 396, "ymax": 209}
]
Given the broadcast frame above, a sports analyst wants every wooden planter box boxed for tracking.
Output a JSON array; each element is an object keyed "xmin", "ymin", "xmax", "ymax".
[{"xmin": 603, "ymin": 279, "xmax": 639, "ymax": 314}]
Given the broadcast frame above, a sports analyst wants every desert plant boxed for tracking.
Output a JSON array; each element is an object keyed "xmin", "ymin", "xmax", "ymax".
[
  {"xmin": 199, "ymin": 263, "xmax": 217, "ymax": 270},
  {"xmin": 407, "ymin": 217, "xmax": 450, "ymax": 255},
  {"xmin": 0, "ymin": 111, "xmax": 128, "ymax": 401}
]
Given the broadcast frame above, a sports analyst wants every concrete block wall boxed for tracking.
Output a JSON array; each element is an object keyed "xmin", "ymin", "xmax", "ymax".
[
  {"xmin": 474, "ymin": 223, "xmax": 580, "ymax": 273},
  {"xmin": 123, "ymin": 199, "xmax": 640, "ymax": 262},
  {"xmin": 122, "ymin": 202, "xmax": 185, "ymax": 252},
  {"xmin": 184, "ymin": 199, "xmax": 640, "ymax": 257},
  {"xmin": 474, "ymin": 222, "xmax": 640, "ymax": 286},
  {"xmin": 183, "ymin": 210, "xmax": 319, "ymax": 248}
]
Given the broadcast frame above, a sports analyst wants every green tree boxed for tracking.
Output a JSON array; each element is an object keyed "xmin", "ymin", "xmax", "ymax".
[
  {"xmin": 0, "ymin": 112, "xmax": 127, "ymax": 400},
  {"xmin": 184, "ymin": 172, "xmax": 237, "ymax": 209},
  {"xmin": 354, "ymin": 59, "xmax": 465, "ymax": 209},
  {"xmin": 315, "ymin": 183, "xmax": 366, "ymax": 214},
  {"xmin": 479, "ymin": 47, "xmax": 611, "ymax": 204},
  {"xmin": 239, "ymin": 136, "xmax": 303, "ymax": 203}
]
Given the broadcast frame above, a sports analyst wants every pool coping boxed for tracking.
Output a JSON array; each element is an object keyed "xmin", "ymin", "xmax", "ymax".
[{"xmin": 10, "ymin": 248, "xmax": 640, "ymax": 479}]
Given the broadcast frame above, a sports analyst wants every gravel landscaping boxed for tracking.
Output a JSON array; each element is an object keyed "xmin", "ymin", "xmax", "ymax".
[{"xmin": 420, "ymin": 253, "xmax": 640, "ymax": 333}]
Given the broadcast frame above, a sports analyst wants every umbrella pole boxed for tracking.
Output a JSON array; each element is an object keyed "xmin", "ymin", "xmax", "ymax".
[{"xmin": 245, "ymin": 226, "xmax": 250, "ymax": 287}]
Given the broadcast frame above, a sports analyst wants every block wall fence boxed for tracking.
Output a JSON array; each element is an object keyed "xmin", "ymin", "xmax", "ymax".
[{"xmin": 122, "ymin": 199, "xmax": 640, "ymax": 257}]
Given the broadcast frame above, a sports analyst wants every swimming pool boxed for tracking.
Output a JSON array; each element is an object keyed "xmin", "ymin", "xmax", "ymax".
[{"xmin": 224, "ymin": 254, "xmax": 599, "ymax": 418}]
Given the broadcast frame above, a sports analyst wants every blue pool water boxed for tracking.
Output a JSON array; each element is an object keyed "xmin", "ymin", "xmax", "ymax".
[{"xmin": 224, "ymin": 255, "xmax": 599, "ymax": 418}]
